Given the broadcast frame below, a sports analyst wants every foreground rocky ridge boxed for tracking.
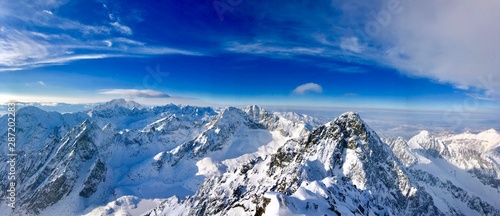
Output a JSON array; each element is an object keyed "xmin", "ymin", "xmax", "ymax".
[{"xmin": 0, "ymin": 99, "xmax": 498, "ymax": 215}]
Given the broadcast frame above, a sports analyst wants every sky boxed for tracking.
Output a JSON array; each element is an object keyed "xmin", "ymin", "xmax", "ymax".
[{"xmin": 1, "ymin": 0, "xmax": 500, "ymax": 114}]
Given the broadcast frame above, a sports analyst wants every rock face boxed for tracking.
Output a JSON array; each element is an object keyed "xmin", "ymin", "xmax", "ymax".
[
  {"xmin": 79, "ymin": 159, "xmax": 107, "ymax": 198},
  {"xmin": 0, "ymin": 101, "xmax": 498, "ymax": 216}
]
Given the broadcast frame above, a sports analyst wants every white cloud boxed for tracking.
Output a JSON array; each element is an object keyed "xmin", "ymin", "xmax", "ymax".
[
  {"xmin": 218, "ymin": 1, "xmax": 500, "ymax": 100},
  {"xmin": 103, "ymin": 40, "xmax": 112, "ymax": 47},
  {"xmin": 113, "ymin": 37, "xmax": 145, "ymax": 46},
  {"xmin": 133, "ymin": 46, "xmax": 203, "ymax": 56},
  {"xmin": 0, "ymin": 68, "xmax": 23, "ymax": 72},
  {"xmin": 0, "ymin": 27, "xmax": 199, "ymax": 70},
  {"xmin": 292, "ymin": 83, "xmax": 323, "ymax": 95},
  {"xmin": 0, "ymin": 29, "xmax": 54, "ymax": 67},
  {"xmin": 226, "ymin": 42, "xmax": 325, "ymax": 56},
  {"xmin": 30, "ymin": 32, "xmax": 51, "ymax": 39},
  {"xmin": 38, "ymin": 81, "xmax": 46, "ymax": 86},
  {"xmin": 340, "ymin": 37, "xmax": 363, "ymax": 53},
  {"xmin": 0, "ymin": 53, "xmax": 118, "ymax": 72},
  {"xmin": 110, "ymin": 22, "xmax": 133, "ymax": 35},
  {"xmin": 223, "ymin": 40, "xmax": 374, "ymax": 71},
  {"xmin": 374, "ymin": 0, "xmax": 500, "ymax": 95},
  {"xmin": 98, "ymin": 89, "xmax": 171, "ymax": 98},
  {"xmin": 33, "ymin": 54, "xmax": 115, "ymax": 65},
  {"xmin": 0, "ymin": 1, "xmax": 200, "ymax": 72}
]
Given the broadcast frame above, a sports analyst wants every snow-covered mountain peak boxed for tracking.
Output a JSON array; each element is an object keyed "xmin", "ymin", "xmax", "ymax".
[
  {"xmin": 396, "ymin": 136, "xmax": 406, "ymax": 142},
  {"xmin": 477, "ymin": 128, "xmax": 500, "ymax": 143},
  {"xmin": 325, "ymin": 111, "xmax": 374, "ymax": 141},
  {"xmin": 17, "ymin": 105, "xmax": 47, "ymax": 115},
  {"xmin": 175, "ymin": 104, "xmax": 216, "ymax": 116},
  {"xmin": 243, "ymin": 105, "xmax": 282, "ymax": 125},
  {"xmin": 482, "ymin": 128, "xmax": 498, "ymax": 134},
  {"xmin": 407, "ymin": 130, "xmax": 451, "ymax": 158},
  {"xmin": 15, "ymin": 106, "xmax": 62, "ymax": 127},
  {"xmin": 210, "ymin": 107, "xmax": 263, "ymax": 128},
  {"xmin": 416, "ymin": 130, "xmax": 432, "ymax": 138},
  {"xmin": 71, "ymin": 119, "xmax": 103, "ymax": 143},
  {"xmin": 243, "ymin": 104, "xmax": 265, "ymax": 114},
  {"xmin": 198, "ymin": 107, "xmax": 269, "ymax": 141},
  {"xmin": 93, "ymin": 98, "xmax": 143, "ymax": 110},
  {"xmin": 334, "ymin": 111, "xmax": 359, "ymax": 120},
  {"xmin": 300, "ymin": 112, "xmax": 390, "ymax": 175},
  {"xmin": 242, "ymin": 105, "xmax": 266, "ymax": 120},
  {"xmin": 78, "ymin": 118, "xmax": 101, "ymax": 130},
  {"xmin": 436, "ymin": 128, "xmax": 500, "ymax": 153},
  {"xmin": 329, "ymin": 111, "xmax": 364, "ymax": 128},
  {"xmin": 216, "ymin": 107, "xmax": 247, "ymax": 121},
  {"xmin": 407, "ymin": 130, "xmax": 434, "ymax": 149},
  {"xmin": 244, "ymin": 104, "xmax": 264, "ymax": 111}
]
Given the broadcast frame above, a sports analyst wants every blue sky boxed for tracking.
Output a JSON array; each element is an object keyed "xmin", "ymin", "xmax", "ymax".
[{"xmin": 1, "ymin": 0, "xmax": 499, "ymax": 112}]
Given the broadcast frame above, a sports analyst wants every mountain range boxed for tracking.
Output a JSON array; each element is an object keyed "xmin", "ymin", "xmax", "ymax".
[{"xmin": 0, "ymin": 99, "xmax": 498, "ymax": 215}]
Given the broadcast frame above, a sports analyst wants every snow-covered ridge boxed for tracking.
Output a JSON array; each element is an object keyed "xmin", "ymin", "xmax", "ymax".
[{"xmin": 438, "ymin": 128, "xmax": 500, "ymax": 153}]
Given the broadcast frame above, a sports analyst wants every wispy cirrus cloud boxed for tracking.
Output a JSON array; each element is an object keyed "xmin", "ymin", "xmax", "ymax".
[
  {"xmin": 110, "ymin": 22, "xmax": 133, "ymax": 35},
  {"xmin": 0, "ymin": 0, "xmax": 201, "ymax": 72},
  {"xmin": 98, "ymin": 89, "xmax": 171, "ymax": 98},
  {"xmin": 0, "ymin": 28, "xmax": 120, "ymax": 70},
  {"xmin": 340, "ymin": 37, "xmax": 364, "ymax": 54},
  {"xmin": 225, "ymin": 41, "xmax": 326, "ymax": 56},
  {"xmin": 133, "ymin": 46, "xmax": 202, "ymax": 56},
  {"xmin": 292, "ymin": 83, "xmax": 323, "ymax": 95}
]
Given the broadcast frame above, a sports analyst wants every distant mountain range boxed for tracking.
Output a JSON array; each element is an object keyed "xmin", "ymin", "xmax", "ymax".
[{"xmin": 0, "ymin": 99, "xmax": 498, "ymax": 215}]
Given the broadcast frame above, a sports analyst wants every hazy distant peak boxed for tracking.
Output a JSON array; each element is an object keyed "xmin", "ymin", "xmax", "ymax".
[{"xmin": 93, "ymin": 98, "xmax": 143, "ymax": 110}]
